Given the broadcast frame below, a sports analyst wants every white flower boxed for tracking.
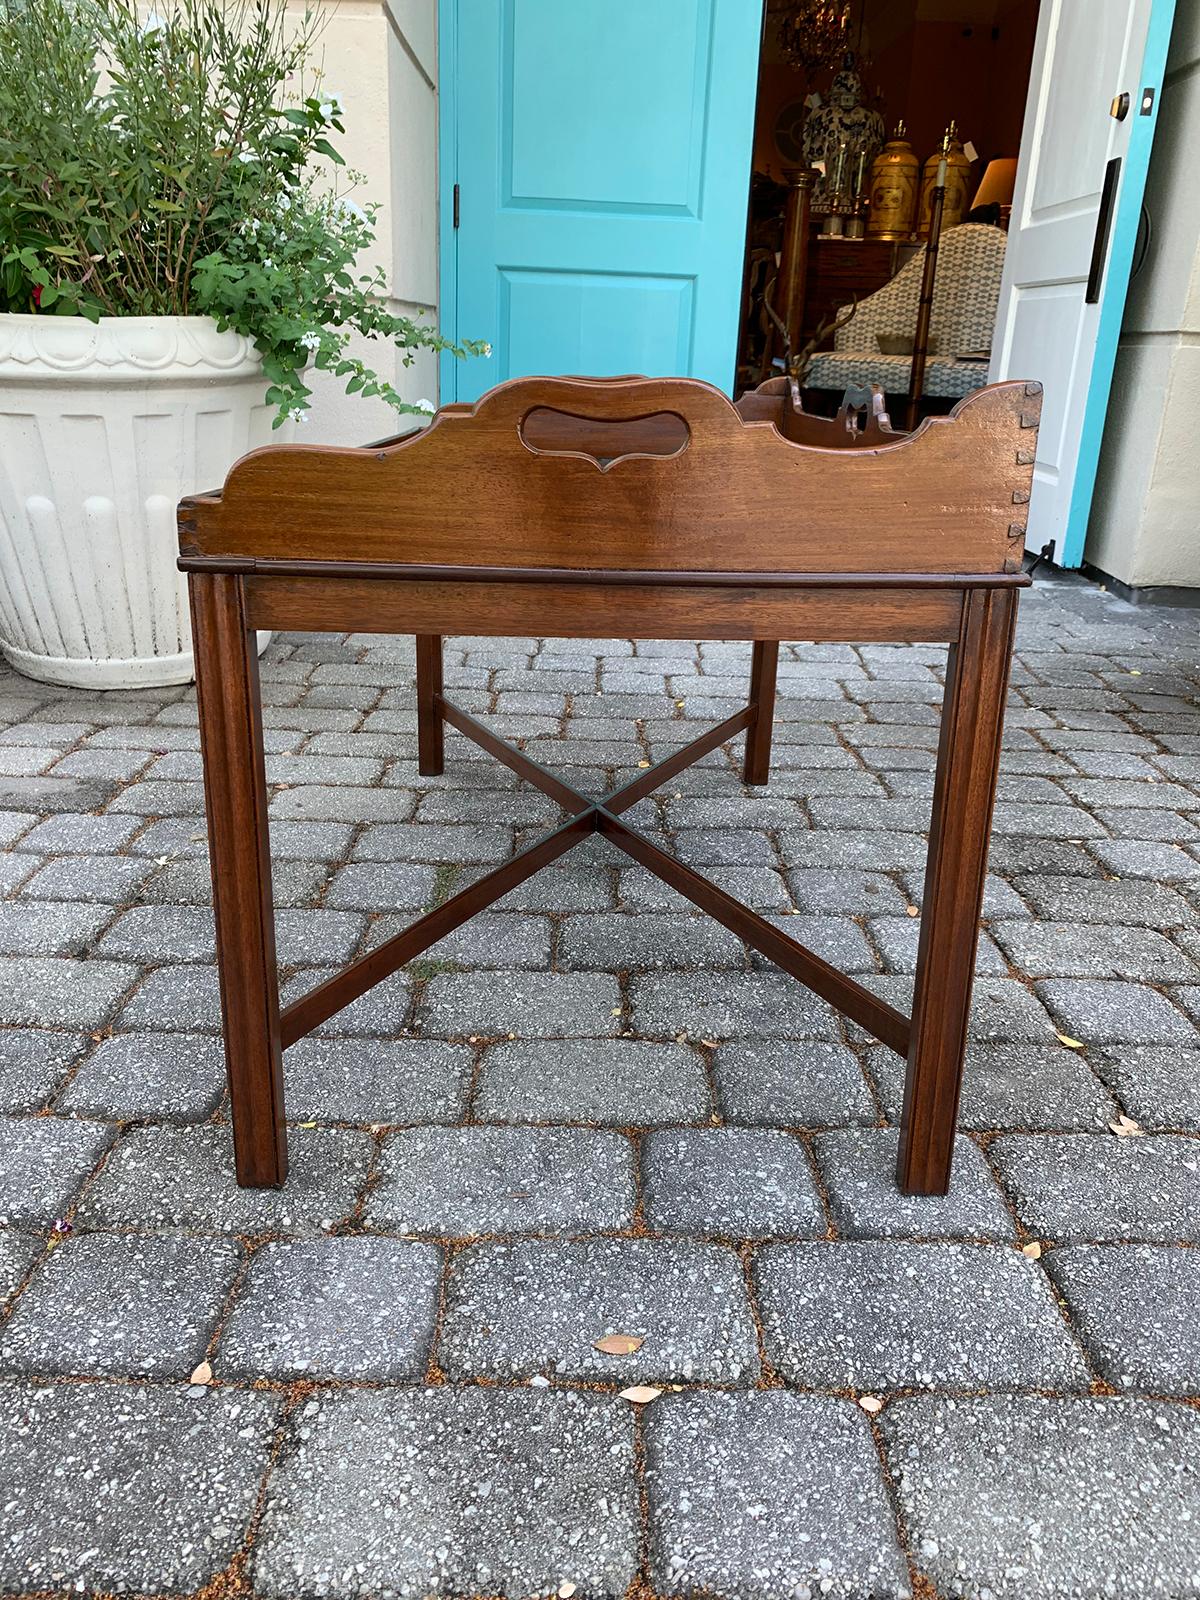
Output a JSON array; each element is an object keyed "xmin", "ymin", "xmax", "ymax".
[
  {"xmin": 289, "ymin": 407, "xmax": 309, "ymax": 423},
  {"xmin": 139, "ymin": 10, "xmax": 166, "ymax": 37},
  {"xmin": 278, "ymin": 194, "xmax": 291, "ymax": 213},
  {"xmin": 321, "ymin": 90, "xmax": 345, "ymax": 121},
  {"xmin": 236, "ymin": 150, "xmax": 258, "ymax": 165},
  {"xmin": 482, "ymin": 342, "xmax": 493, "ymax": 358},
  {"xmin": 333, "ymin": 196, "xmax": 367, "ymax": 224},
  {"xmin": 299, "ymin": 331, "xmax": 322, "ymax": 351},
  {"xmin": 414, "ymin": 398, "xmax": 435, "ymax": 414}
]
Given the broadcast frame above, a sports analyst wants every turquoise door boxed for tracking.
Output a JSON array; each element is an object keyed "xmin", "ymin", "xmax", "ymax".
[{"xmin": 439, "ymin": 0, "xmax": 762, "ymax": 402}]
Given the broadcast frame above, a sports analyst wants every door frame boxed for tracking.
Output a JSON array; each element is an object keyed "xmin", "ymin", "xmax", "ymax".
[
  {"xmin": 1058, "ymin": 0, "xmax": 1176, "ymax": 567},
  {"xmin": 437, "ymin": 0, "xmax": 461, "ymax": 402}
]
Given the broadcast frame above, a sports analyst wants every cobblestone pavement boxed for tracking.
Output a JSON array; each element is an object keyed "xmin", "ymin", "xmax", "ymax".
[{"xmin": 1, "ymin": 572, "xmax": 1200, "ymax": 1598}]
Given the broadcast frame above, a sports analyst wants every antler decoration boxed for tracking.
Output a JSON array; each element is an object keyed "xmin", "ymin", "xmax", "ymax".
[{"xmin": 763, "ymin": 287, "xmax": 859, "ymax": 386}]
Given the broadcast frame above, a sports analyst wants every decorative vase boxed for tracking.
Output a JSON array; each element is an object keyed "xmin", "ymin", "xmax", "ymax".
[
  {"xmin": 0, "ymin": 314, "xmax": 286, "ymax": 688},
  {"xmin": 918, "ymin": 123, "xmax": 974, "ymax": 238},
  {"xmin": 803, "ymin": 68, "xmax": 885, "ymax": 210},
  {"xmin": 867, "ymin": 121, "xmax": 920, "ymax": 241}
]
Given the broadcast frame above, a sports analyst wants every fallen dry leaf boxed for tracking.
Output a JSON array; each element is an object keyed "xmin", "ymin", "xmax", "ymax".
[
  {"xmin": 1021, "ymin": 1241, "xmax": 1043, "ymax": 1260},
  {"xmin": 610, "ymin": 1007, "xmax": 623, "ymax": 1017},
  {"xmin": 619, "ymin": 1385, "xmax": 662, "ymax": 1404},
  {"xmin": 858, "ymin": 1395, "xmax": 884, "ymax": 1415},
  {"xmin": 1056, "ymin": 1033, "xmax": 1085, "ymax": 1050},
  {"xmin": 637, "ymin": 759, "xmax": 651, "ymax": 769},
  {"xmin": 1109, "ymin": 1114, "xmax": 1144, "ymax": 1138},
  {"xmin": 190, "ymin": 1361, "xmax": 213, "ymax": 1386},
  {"xmin": 559, "ymin": 1584, "xmax": 578, "ymax": 1598},
  {"xmin": 905, "ymin": 905, "xmax": 919, "ymax": 918},
  {"xmin": 594, "ymin": 1334, "xmax": 644, "ymax": 1356}
]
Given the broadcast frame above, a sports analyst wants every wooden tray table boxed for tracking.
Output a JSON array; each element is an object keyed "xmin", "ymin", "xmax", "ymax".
[{"xmin": 178, "ymin": 373, "xmax": 1040, "ymax": 1195}]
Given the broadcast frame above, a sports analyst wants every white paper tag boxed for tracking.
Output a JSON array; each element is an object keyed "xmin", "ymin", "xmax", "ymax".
[{"xmin": 964, "ymin": 140, "xmax": 978, "ymax": 162}]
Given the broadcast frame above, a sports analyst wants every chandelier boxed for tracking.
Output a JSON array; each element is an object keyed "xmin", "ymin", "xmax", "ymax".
[{"xmin": 770, "ymin": 0, "xmax": 853, "ymax": 77}]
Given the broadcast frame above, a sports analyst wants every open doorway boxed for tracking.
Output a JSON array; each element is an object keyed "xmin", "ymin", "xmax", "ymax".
[{"xmin": 736, "ymin": 0, "xmax": 1039, "ymax": 421}]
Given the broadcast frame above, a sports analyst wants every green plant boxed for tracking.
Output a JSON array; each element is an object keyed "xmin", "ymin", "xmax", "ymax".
[{"xmin": 0, "ymin": 0, "xmax": 485, "ymax": 423}]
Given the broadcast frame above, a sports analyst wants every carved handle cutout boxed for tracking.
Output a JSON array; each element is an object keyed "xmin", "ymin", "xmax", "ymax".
[{"xmin": 519, "ymin": 407, "xmax": 690, "ymax": 471}]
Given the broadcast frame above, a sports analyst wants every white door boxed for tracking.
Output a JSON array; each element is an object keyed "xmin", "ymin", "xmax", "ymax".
[{"xmin": 989, "ymin": 0, "xmax": 1174, "ymax": 564}]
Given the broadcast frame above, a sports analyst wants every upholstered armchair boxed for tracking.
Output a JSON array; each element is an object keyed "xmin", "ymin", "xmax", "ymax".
[{"xmin": 805, "ymin": 223, "xmax": 1007, "ymax": 401}]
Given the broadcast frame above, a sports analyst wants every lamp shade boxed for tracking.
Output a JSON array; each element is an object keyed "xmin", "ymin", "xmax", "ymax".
[{"xmin": 971, "ymin": 158, "xmax": 1018, "ymax": 211}]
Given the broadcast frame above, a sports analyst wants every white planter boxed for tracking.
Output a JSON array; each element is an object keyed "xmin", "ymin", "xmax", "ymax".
[{"xmin": 0, "ymin": 314, "xmax": 287, "ymax": 689}]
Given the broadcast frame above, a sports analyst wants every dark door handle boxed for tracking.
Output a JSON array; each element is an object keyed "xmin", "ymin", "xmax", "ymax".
[{"xmin": 1086, "ymin": 156, "xmax": 1121, "ymax": 304}]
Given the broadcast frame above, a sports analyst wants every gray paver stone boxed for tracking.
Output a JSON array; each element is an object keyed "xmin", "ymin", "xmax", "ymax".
[
  {"xmin": 419, "ymin": 971, "xmax": 622, "ymax": 1038},
  {"xmin": 882, "ymin": 1396, "xmax": 1200, "ymax": 1600},
  {"xmin": 0, "ymin": 901, "xmax": 113, "ymax": 957},
  {"xmin": 559, "ymin": 910, "xmax": 746, "ymax": 970},
  {"xmin": 285, "ymin": 1037, "xmax": 472, "ymax": 1123},
  {"xmin": 995, "ymin": 920, "xmax": 1197, "ymax": 982},
  {"xmin": 642, "ymin": 1128, "xmax": 825, "ymax": 1238},
  {"xmin": 756, "ymin": 1241, "xmax": 1087, "ymax": 1390},
  {"xmin": 439, "ymin": 1237, "xmax": 759, "ymax": 1382},
  {"xmin": 1092, "ymin": 1045, "xmax": 1200, "ymax": 1129},
  {"xmin": 0, "ymin": 1115, "xmax": 114, "ymax": 1227},
  {"xmin": 474, "ymin": 1038, "xmax": 710, "ymax": 1125},
  {"xmin": 0, "ymin": 1232, "xmax": 39, "ymax": 1307},
  {"xmin": 116, "ymin": 964, "xmax": 223, "ymax": 1032},
  {"xmin": 59, "ymin": 1031, "xmax": 225, "ymax": 1120},
  {"xmin": 866, "ymin": 1042, "xmax": 1116, "ymax": 1131},
  {"xmin": 713, "ymin": 1039, "xmax": 877, "ymax": 1126},
  {"xmin": 21, "ymin": 854, "xmax": 156, "ymax": 903},
  {"xmin": 366, "ymin": 1125, "xmax": 635, "ymax": 1235},
  {"xmin": 1047, "ymin": 1243, "xmax": 1200, "ymax": 1392},
  {"xmin": 75, "ymin": 1125, "xmax": 371, "ymax": 1235},
  {"xmin": 989, "ymin": 1133, "xmax": 1200, "ymax": 1242},
  {"xmin": 217, "ymin": 1236, "xmax": 441, "ymax": 1380},
  {"xmin": 0, "ymin": 957, "xmax": 137, "ymax": 1029},
  {"xmin": 254, "ymin": 1389, "xmax": 639, "ymax": 1600},
  {"xmin": 631, "ymin": 972, "xmax": 839, "ymax": 1040},
  {"xmin": 0, "ymin": 1232, "xmax": 240, "ymax": 1377},
  {"xmin": 645, "ymin": 1392, "xmax": 909, "ymax": 1600},
  {"xmin": 0, "ymin": 1380, "xmax": 279, "ymax": 1592},
  {"xmin": 0, "ymin": 1028, "xmax": 87, "ymax": 1112},
  {"xmin": 813, "ymin": 1129, "xmax": 1015, "ymax": 1240}
]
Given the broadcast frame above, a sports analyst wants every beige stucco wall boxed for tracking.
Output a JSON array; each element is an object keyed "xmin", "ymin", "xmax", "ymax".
[
  {"xmin": 301, "ymin": 0, "xmax": 441, "ymax": 445},
  {"xmin": 1086, "ymin": 6, "xmax": 1200, "ymax": 590}
]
